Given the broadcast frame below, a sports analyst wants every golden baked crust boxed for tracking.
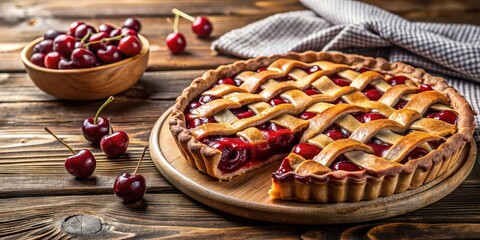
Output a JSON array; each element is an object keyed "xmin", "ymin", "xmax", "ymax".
[{"xmin": 169, "ymin": 51, "xmax": 475, "ymax": 202}]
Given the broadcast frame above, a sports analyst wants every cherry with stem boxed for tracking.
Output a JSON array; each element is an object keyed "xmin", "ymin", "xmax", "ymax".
[
  {"xmin": 82, "ymin": 96, "xmax": 115, "ymax": 144},
  {"xmin": 172, "ymin": 8, "xmax": 212, "ymax": 38},
  {"xmin": 166, "ymin": 14, "xmax": 186, "ymax": 54},
  {"xmin": 44, "ymin": 127, "xmax": 96, "ymax": 178},
  {"xmin": 113, "ymin": 146, "xmax": 148, "ymax": 204},
  {"xmin": 100, "ymin": 118, "xmax": 130, "ymax": 158}
]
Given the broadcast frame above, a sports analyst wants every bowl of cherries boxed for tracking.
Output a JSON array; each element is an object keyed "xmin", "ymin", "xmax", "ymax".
[{"xmin": 20, "ymin": 18, "xmax": 149, "ymax": 101}]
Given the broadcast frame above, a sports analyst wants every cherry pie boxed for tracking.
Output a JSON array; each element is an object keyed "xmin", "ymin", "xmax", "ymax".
[{"xmin": 169, "ymin": 51, "xmax": 475, "ymax": 203}]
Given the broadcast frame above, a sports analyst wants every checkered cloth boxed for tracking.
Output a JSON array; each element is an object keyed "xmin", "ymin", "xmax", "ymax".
[{"xmin": 212, "ymin": 0, "xmax": 480, "ymax": 140}]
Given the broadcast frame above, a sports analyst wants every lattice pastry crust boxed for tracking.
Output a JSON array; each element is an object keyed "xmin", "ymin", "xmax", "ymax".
[{"xmin": 169, "ymin": 51, "xmax": 475, "ymax": 203}]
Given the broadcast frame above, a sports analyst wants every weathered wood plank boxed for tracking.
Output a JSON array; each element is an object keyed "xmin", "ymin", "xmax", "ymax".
[{"xmin": 0, "ymin": 70, "xmax": 202, "ymax": 102}]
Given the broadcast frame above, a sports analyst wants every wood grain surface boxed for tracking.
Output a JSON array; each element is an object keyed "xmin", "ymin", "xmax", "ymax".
[{"xmin": 0, "ymin": 0, "xmax": 479, "ymax": 239}]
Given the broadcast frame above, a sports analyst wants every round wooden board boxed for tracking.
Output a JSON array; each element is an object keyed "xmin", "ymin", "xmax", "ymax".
[{"xmin": 149, "ymin": 108, "xmax": 477, "ymax": 224}]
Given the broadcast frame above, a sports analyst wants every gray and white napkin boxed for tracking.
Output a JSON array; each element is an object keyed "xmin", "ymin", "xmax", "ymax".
[{"xmin": 212, "ymin": 0, "xmax": 480, "ymax": 139}]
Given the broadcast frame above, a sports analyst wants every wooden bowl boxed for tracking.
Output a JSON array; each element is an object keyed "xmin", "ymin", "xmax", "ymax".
[{"xmin": 20, "ymin": 35, "xmax": 149, "ymax": 100}]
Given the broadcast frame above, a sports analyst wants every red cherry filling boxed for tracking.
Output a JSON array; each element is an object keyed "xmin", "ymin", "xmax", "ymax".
[
  {"xmin": 275, "ymin": 158, "xmax": 294, "ymax": 175},
  {"xmin": 215, "ymin": 77, "xmax": 236, "ymax": 86},
  {"xmin": 269, "ymin": 98, "xmax": 288, "ymax": 106},
  {"xmin": 230, "ymin": 107, "xmax": 254, "ymax": 119},
  {"xmin": 209, "ymin": 137, "xmax": 252, "ymax": 173},
  {"xmin": 187, "ymin": 117, "xmax": 216, "ymax": 129},
  {"xmin": 331, "ymin": 156, "xmax": 362, "ymax": 171},
  {"xmin": 324, "ymin": 124, "xmax": 350, "ymax": 140},
  {"xmin": 299, "ymin": 111, "xmax": 317, "ymax": 120},
  {"xmin": 366, "ymin": 139, "xmax": 392, "ymax": 157},
  {"xmin": 394, "ymin": 100, "xmax": 408, "ymax": 109},
  {"xmin": 388, "ymin": 76, "xmax": 408, "ymax": 86},
  {"xmin": 353, "ymin": 112, "xmax": 386, "ymax": 123},
  {"xmin": 260, "ymin": 123, "xmax": 295, "ymax": 152},
  {"xmin": 304, "ymin": 88, "xmax": 319, "ymax": 96},
  {"xmin": 363, "ymin": 88, "xmax": 383, "ymax": 100},
  {"xmin": 199, "ymin": 95, "xmax": 217, "ymax": 104},
  {"xmin": 401, "ymin": 148, "xmax": 428, "ymax": 164},
  {"xmin": 426, "ymin": 110, "xmax": 457, "ymax": 125},
  {"xmin": 332, "ymin": 78, "xmax": 351, "ymax": 87},
  {"xmin": 419, "ymin": 84, "xmax": 433, "ymax": 92},
  {"xmin": 293, "ymin": 143, "xmax": 321, "ymax": 160},
  {"xmin": 355, "ymin": 67, "xmax": 368, "ymax": 73},
  {"xmin": 256, "ymin": 67, "xmax": 267, "ymax": 73},
  {"xmin": 275, "ymin": 75, "xmax": 293, "ymax": 82}
]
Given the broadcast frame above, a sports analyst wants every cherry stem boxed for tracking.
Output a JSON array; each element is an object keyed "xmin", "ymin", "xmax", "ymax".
[
  {"xmin": 173, "ymin": 13, "xmax": 180, "ymax": 33},
  {"xmin": 172, "ymin": 8, "xmax": 195, "ymax": 22},
  {"xmin": 44, "ymin": 127, "xmax": 76, "ymax": 155},
  {"xmin": 133, "ymin": 146, "xmax": 149, "ymax": 175},
  {"xmin": 84, "ymin": 35, "xmax": 124, "ymax": 47},
  {"xmin": 94, "ymin": 96, "xmax": 114, "ymax": 125},
  {"xmin": 80, "ymin": 32, "xmax": 92, "ymax": 45},
  {"xmin": 108, "ymin": 117, "xmax": 113, "ymax": 135}
]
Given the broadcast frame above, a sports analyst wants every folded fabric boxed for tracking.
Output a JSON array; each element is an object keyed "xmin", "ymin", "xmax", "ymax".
[{"xmin": 212, "ymin": 0, "xmax": 479, "ymax": 139}]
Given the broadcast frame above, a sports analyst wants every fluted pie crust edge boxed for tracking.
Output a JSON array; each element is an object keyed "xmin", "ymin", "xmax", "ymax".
[{"xmin": 169, "ymin": 51, "xmax": 475, "ymax": 202}]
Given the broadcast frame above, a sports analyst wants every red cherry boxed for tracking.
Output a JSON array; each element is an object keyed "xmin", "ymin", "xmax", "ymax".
[
  {"xmin": 71, "ymin": 48, "xmax": 97, "ymax": 68},
  {"xmin": 199, "ymin": 95, "xmax": 217, "ymax": 104},
  {"xmin": 53, "ymin": 34, "xmax": 75, "ymax": 55},
  {"xmin": 122, "ymin": 18, "xmax": 142, "ymax": 33},
  {"xmin": 366, "ymin": 141, "xmax": 391, "ymax": 157},
  {"xmin": 109, "ymin": 29, "xmax": 122, "ymax": 45},
  {"xmin": 44, "ymin": 127, "xmax": 96, "ymax": 179},
  {"xmin": 326, "ymin": 129, "xmax": 344, "ymax": 140},
  {"xmin": 293, "ymin": 143, "xmax": 321, "ymax": 159},
  {"xmin": 192, "ymin": 16, "xmax": 213, "ymax": 38},
  {"xmin": 304, "ymin": 88, "xmax": 320, "ymax": 96},
  {"xmin": 332, "ymin": 78, "xmax": 351, "ymax": 86},
  {"xmin": 332, "ymin": 161, "xmax": 362, "ymax": 172},
  {"xmin": 216, "ymin": 77, "xmax": 236, "ymax": 86},
  {"xmin": 98, "ymin": 23, "xmax": 116, "ymax": 34},
  {"xmin": 44, "ymin": 52, "xmax": 64, "ymax": 69},
  {"xmin": 82, "ymin": 96, "xmax": 114, "ymax": 143},
  {"xmin": 30, "ymin": 53, "xmax": 46, "ymax": 67},
  {"xmin": 419, "ymin": 84, "xmax": 433, "ymax": 92},
  {"xmin": 118, "ymin": 35, "xmax": 142, "ymax": 56},
  {"xmin": 388, "ymin": 76, "xmax": 408, "ymax": 86},
  {"xmin": 101, "ymin": 130, "xmax": 129, "ymax": 158},
  {"xmin": 427, "ymin": 110, "xmax": 457, "ymax": 125},
  {"xmin": 33, "ymin": 39, "xmax": 53, "ymax": 54},
  {"xmin": 402, "ymin": 148, "xmax": 428, "ymax": 163},
  {"xmin": 121, "ymin": 28, "xmax": 138, "ymax": 36},
  {"xmin": 188, "ymin": 101, "xmax": 202, "ymax": 112},
  {"xmin": 166, "ymin": 32, "xmax": 186, "ymax": 54},
  {"xmin": 113, "ymin": 146, "xmax": 148, "ymax": 204},
  {"xmin": 44, "ymin": 29, "xmax": 66, "ymax": 40},
  {"xmin": 364, "ymin": 89, "xmax": 383, "ymax": 100},
  {"xmin": 187, "ymin": 117, "xmax": 216, "ymax": 129},
  {"xmin": 299, "ymin": 111, "xmax": 317, "ymax": 120},
  {"xmin": 355, "ymin": 67, "xmax": 368, "ymax": 73},
  {"xmin": 211, "ymin": 138, "xmax": 250, "ymax": 173},
  {"xmin": 74, "ymin": 24, "xmax": 97, "ymax": 39},
  {"xmin": 275, "ymin": 158, "xmax": 294, "ymax": 175},
  {"xmin": 87, "ymin": 32, "xmax": 109, "ymax": 52},
  {"xmin": 269, "ymin": 98, "xmax": 287, "ymax": 106},
  {"xmin": 58, "ymin": 58, "xmax": 75, "ymax": 69},
  {"xmin": 394, "ymin": 100, "xmax": 408, "ymax": 109},
  {"xmin": 230, "ymin": 107, "xmax": 254, "ymax": 119},
  {"xmin": 97, "ymin": 45, "xmax": 123, "ymax": 64},
  {"xmin": 69, "ymin": 21, "xmax": 85, "ymax": 35},
  {"xmin": 306, "ymin": 65, "xmax": 321, "ymax": 74},
  {"xmin": 257, "ymin": 67, "xmax": 267, "ymax": 72}
]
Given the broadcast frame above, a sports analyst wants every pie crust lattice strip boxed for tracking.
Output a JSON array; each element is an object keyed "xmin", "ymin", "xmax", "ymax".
[{"xmin": 169, "ymin": 51, "xmax": 475, "ymax": 203}]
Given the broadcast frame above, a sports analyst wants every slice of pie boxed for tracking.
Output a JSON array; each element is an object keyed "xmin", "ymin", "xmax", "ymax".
[{"xmin": 169, "ymin": 51, "xmax": 475, "ymax": 203}]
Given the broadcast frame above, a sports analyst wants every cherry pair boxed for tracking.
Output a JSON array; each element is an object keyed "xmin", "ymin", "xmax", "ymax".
[{"xmin": 165, "ymin": 8, "xmax": 213, "ymax": 54}]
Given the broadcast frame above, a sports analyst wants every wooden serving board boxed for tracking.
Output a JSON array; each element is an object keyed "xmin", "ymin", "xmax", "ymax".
[{"xmin": 149, "ymin": 108, "xmax": 477, "ymax": 224}]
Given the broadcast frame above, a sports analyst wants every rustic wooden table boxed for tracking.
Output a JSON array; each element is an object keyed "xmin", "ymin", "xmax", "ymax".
[{"xmin": 1, "ymin": 0, "xmax": 479, "ymax": 239}]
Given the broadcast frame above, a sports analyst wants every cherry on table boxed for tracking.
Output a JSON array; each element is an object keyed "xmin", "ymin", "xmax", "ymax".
[
  {"xmin": 30, "ymin": 53, "xmax": 46, "ymax": 67},
  {"xmin": 82, "ymin": 96, "xmax": 114, "ymax": 144},
  {"xmin": 100, "ymin": 119, "xmax": 129, "ymax": 158},
  {"xmin": 53, "ymin": 34, "xmax": 75, "ymax": 55},
  {"xmin": 118, "ymin": 35, "xmax": 142, "ymax": 56},
  {"xmin": 113, "ymin": 146, "xmax": 148, "ymax": 204},
  {"xmin": 71, "ymin": 48, "xmax": 97, "ymax": 68},
  {"xmin": 122, "ymin": 18, "xmax": 142, "ymax": 33},
  {"xmin": 166, "ymin": 13, "xmax": 186, "ymax": 54},
  {"xmin": 44, "ymin": 29, "xmax": 65, "ymax": 40},
  {"xmin": 33, "ymin": 39, "xmax": 53, "ymax": 54},
  {"xmin": 44, "ymin": 52, "xmax": 64, "ymax": 69},
  {"xmin": 44, "ymin": 127, "xmax": 96, "ymax": 179},
  {"xmin": 172, "ymin": 8, "xmax": 213, "ymax": 38},
  {"xmin": 97, "ymin": 45, "xmax": 123, "ymax": 64}
]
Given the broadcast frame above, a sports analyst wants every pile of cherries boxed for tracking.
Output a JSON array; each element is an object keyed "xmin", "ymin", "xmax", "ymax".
[
  {"xmin": 31, "ymin": 18, "xmax": 143, "ymax": 69},
  {"xmin": 165, "ymin": 8, "xmax": 213, "ymax": 54},
  {"xmin": 44, "ymin": 96, "xmax": 146, "ymax": 204}
]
